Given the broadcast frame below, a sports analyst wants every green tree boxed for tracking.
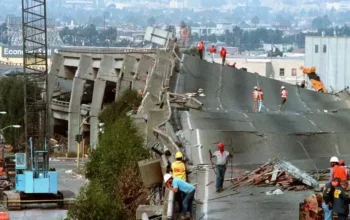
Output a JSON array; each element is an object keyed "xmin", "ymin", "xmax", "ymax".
[
  {"xmin": 251, "ymin": 16, "xmax": 260, "ymax": 27},
  {"xmin": 68, "ymin": 90, "xmax": 150, "ymax": 220},
  {"xmin": 147, "ymin": 16, "xmax": 156, "ymax": 26},
  {"xmin": 0, "ymin": 77, "xmax": 38, "ymax": 149},
  {"xmin": 312, "ymin": 15, "xmax": 332, "ymax": 30}
]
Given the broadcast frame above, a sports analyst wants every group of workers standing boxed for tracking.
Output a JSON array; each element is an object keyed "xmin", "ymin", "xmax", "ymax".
[
  {"xmin": 252, "ymin": 86, "xmax": 289, "ymax": 112},
  {"xmin": 163, "ymin": 142, "xmax": 233, "ymax": 219},
  {"xmin": 323, "ymin": 156, "xmax": 350, "ymax": 220},
  {"xmin": 197, "ymin": 41, "xmax": 227, "ymax": 65}
]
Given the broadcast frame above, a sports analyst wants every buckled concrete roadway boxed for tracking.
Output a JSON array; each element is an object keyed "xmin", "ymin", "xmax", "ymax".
[{"xmin": 172, "ymin": 55, "xmax": 350, "ymax": 219}]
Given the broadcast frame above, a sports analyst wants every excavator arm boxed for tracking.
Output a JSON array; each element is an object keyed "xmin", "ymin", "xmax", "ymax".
[{"xmin": 300, "ymin": 66, "xmax": 327, "ymax": 93}]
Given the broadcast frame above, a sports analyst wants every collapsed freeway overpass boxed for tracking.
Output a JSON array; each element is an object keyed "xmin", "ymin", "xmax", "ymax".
[{"xmin": 168, "ymin": 55, "xmax": 350, "ymax": 219}]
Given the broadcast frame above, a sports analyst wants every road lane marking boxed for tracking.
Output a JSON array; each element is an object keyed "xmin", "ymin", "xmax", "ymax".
[
  {"xmin": 196, "ymin": 129, "xmax": 209, "ymax": 220},
  {"xmin": 186, "ymin": 111, "xmax": 193, "ymax": 130}
]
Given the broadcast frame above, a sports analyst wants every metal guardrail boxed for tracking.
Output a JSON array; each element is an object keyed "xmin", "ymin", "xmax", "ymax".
[{"xmin": 51, "ymin": 99, "xmax": 91, "ymax": 111}]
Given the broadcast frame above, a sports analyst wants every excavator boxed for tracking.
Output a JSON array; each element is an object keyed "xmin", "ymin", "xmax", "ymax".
[{"xmin": 300, "ymin": 66, "xmax": 327, "ymax": 93}]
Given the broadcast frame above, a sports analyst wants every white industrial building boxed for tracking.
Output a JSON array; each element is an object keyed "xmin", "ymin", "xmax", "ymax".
[
  {"xmin": 214, "ymin": 57, "xmax": 305, "ymax": 85},
  {"xmin": 305, "ymin": 36, "xmax": 350, "ymax": 92}
]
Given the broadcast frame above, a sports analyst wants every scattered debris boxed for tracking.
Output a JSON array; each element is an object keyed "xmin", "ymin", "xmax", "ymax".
[
  {"xmin": 266, "ymin": 189, "xmax": 284, "ymax": 196},
  {"xmin": 65, "ymin": 170, "xmax": 73, "ymax": 174},
  {"xmin": 229, "ymin": 158, "xmax": 319, "ymax": 191}
]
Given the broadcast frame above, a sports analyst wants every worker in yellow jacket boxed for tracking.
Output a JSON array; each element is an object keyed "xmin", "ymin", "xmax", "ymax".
[{"xmin": 171, "ymin": 152, "xmax": 187, "ymax": 213}]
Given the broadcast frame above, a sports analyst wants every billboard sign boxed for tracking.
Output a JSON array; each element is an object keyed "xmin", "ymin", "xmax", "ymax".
[{"xmin": 1, "ymin": 46, "xmax": 60, "ymax": 58}]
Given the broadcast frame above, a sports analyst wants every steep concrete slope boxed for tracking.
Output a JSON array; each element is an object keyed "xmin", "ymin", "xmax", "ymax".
[{"xmin": 175, "ymin": 55, "xmax": 350, "ymax": 169}]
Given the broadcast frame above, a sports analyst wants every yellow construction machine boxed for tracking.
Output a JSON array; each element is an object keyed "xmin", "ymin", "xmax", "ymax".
[{"xmin": 300, "ymin": 66, "xmax": 327, "ymax": 93}]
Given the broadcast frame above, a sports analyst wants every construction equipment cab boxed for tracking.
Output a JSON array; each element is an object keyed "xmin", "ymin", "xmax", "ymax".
[{"xmin": 300, "ymin": 66, "xmax": 327, "ymax": 93}]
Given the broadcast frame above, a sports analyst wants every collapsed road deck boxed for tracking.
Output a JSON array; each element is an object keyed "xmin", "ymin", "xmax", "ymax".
[{"xmin": 171, "ymin": 55, "xmax": 350, "ymax": 219}]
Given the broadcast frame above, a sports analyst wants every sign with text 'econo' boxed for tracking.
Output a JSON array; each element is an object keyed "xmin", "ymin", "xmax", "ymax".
[{"xmin": 1, "ymin": 46, "xmax": 60, "ymax": 58}]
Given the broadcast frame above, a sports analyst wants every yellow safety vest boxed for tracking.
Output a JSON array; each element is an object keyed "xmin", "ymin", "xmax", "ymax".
[{"xmin": 171, "ymin": 161, "xmax": 186, "ymax": 181}]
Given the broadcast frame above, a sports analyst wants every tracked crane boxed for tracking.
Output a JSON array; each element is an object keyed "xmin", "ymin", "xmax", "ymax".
[
  {"xmin": 3, "ymin": 0, "xmax": 73, "ymax": 210},
  {"xmin": 300, "ymin": 66, "xmax": 327, "ymax": 93}
]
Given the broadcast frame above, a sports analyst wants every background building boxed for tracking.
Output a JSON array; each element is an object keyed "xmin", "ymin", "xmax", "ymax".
[{"xmin": 305, "ymin": 36, "xmax": 350, "ymax": 92}]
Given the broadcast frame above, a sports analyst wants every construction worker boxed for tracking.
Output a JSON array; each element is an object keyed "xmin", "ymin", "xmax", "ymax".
[
  {"xmin": 280, "ymin": 86, "xmax": 288, "ymax": 111},
  {"xmin": 252, "ymin": 86, "xmax": 258, "ymax": 112},
  {"xmin": 232, "ymin": 62, "xmax": 236, "ymax": 68},
  {"xmin": 333, "ymin": 180, "xmax": 350, "ymax": 220},
  {"xmin": 171, "ymin": 151, "xmax": 187, "ymax": 213},
  {"xmin": 257, "ymin": 87, "xmax": 263, "ymax": 113},
  {"xmin": 197, "ymin": 40, "xmax": 204, "ymax": 59},
  {"xmin": 220, "ymin": 47, "xmax": 227, "ymax": 65},
  {"xmin": 209, "ymin": 44, "xmax": 216, "ymax": 63},
  {"xmin": 164, "ymin": 174, "xmax": 195, "ymax": 220},
  {"xmin": 209, "ymin": 143, "xmax": 233, "ymax": 193},
  {"xmin": 339, "ymin": 159, "xmax": 350, "ymax": 179},
  {"xmin": 322, "ymin": 177, "xmax": 341, "ymax": 220},
  {"xmin": 330, "ymin": 156, "xmax": 348, "ymax": 181}
]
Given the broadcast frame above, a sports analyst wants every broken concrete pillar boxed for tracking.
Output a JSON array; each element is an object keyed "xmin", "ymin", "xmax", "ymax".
[
  {"xmin": 90, "ymin": 55, "xmax": 116, "ymax": 149},
  {"xmin": 67, "ymin": 55, "xmax": 94, "ymax": 152},
  {"xmin": 138, "ymin": 159, "xmax": 163, "ymax": 187},
  {"xmin": 136, "ymin": 205, "xmax": 163, "ymax": 220}
]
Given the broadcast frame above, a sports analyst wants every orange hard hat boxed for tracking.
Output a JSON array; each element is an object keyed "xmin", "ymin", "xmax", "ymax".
[
  {"xmin": 217, "ymin": 142, "xmax": 224, "ymax": 149},
  {"xmin": 339, "ymin": 159, "xmax": 345, "ymax": 166}
]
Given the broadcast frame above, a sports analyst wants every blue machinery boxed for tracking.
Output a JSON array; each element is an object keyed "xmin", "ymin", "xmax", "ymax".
[{"xmin": 3, "ymin": 138, "xmax": 74, "ymax": 210}]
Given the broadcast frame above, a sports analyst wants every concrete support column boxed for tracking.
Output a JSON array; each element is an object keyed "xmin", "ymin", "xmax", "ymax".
[
  {"xmin": 90, "ymin": 55, "xmax": 116, "ymax": 149},
  {"xmin": 48, "ymin": 53, "xmax": 64, "ymax": 136},
  {"xmin": 67, "ymin": 55, "xmax": 94, "ymax": 152},
  {"xmin": 90, "ymin": 79, "xmax": 106, "ymax": 149},
  {"xmin": 67, "ymin": 77, "xmax": 85, "ymax": 152}
]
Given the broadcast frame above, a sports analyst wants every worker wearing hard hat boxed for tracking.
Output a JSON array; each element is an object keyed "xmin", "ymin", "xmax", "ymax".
[
  {"xmin": 280, "ymin": 86, "xmax": 288, "ymax": 111},
  {"xmin": 252, "ymin": 86, "xmax": 258, "ymax": 112},
  {"xmin": 329, "ymin": 156, "xmax": 348, "ymax": 182},
  {"xmin": 220, "ymin": 47, "xmax": 227, "ymax": 65},
  {"xmin": 164, "ymin": 174, "xmax": 196, "ymax": 220},
  {"xmin": 209, "ymin": 143, "xmax": 233, "ymax": 193},
  {"xmin": 339, "ymin": 160, "xmax": 350, "ymax": 179},
  {"xmin": 257, "ymin": 87, "xmax": 264, "ymax": 113},
  {"xmin": 209, "ymin": 44, "xmax": 216, "ymax": 63},
  {"xmin": 171, "ymin": 151, "xmax": 187, "ymax": 213},
  {"xmin": 197, "ymin": 40, "xmax": 204, "ymax": 60}
]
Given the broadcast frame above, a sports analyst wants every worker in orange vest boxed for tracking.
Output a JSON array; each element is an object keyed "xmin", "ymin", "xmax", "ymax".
[
  {"xmin": 252, "ymin": 86, "xmax": 258, "ymax": 112},
  {"xmin": 330, "ymin": 156, "xmax": 348, "ymax": 181},
  {"xmin": 209, "ymin": 44, "xmax": 216, "ymax": 63},
  {"xmin": 197, "ymin": 40, "xmax": 204, "ymax": 59},
  {"xmin": 257, "ymin": 87, "xmax": 264, "ymax": 113},
  {"xmin": 220, "ymin": 47, "xmax": 227, "ymax": 65},
  {"xmin": 280, "ymin": 86, "xmax": 288, "ymax": 111},
  {"xmin": 339, "ymin": 159, "xmax": 350, "ymax": 179}
]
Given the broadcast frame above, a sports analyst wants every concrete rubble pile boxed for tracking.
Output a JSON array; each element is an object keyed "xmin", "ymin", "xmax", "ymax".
[{"xmin": 230, "ymin": 158, "xmax": 320, "ymax": 191}]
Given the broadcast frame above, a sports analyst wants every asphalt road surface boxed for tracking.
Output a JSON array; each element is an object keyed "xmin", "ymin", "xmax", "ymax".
[
  {"xmin": 172, "ymin": 55, "xmax": 350, "ymax": 219},
  {"xmin": 9, "ymin": 160, "xmax": 86, "ymax": 220}
]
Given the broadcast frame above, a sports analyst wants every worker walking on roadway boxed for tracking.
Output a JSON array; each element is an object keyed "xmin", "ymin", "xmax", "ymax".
[
  {"xmin": 209, "ymin": 44, "xmax": 216, "ymax": 63},
  {"xmin": 220, "ymin": 47, "xmax": 227, "ymax": 65},
  {"xmin": 197, "ymin": 40, "xmax": 204, "ymax": 60},
  {"xmin": 171, "ymin": 152, "xmax": 187, "ymax": 213},
  {"xmin": 257, "ymin": 87, "xmax": 264, "ymax": 113},
  {"xmin": 252, "ymin": 86, "xmax": 258, "ymax": 112},
  {"xmin": 164, "ymin": 174, "xmax": 196, "ymax": 220},
  {"xmin": 280, "ymin": 86, "xmax": 288, "ymax": 111},
  {"xmin": 209, "ymin": 143, "xmax": 233, "ymax": 193}
]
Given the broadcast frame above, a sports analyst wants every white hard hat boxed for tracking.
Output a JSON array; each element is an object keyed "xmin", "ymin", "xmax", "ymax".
[
  {"xmin": 330, "ymin": 156, "xmax": 339, "ymax": 163},
  {"xmin": 254, "ymin": 86, "xmax": 258, "ymax": 89},
  {"xmin": 281, "ymin": 86, "xmax": 285, "ymax": 89},
  {"xmin": 212, "ymin": 43, "xmax": 214, "ymax": 46},
  {"xmin": 164, "ymin": 174, "xmax": 172, "ymax": 183}
]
